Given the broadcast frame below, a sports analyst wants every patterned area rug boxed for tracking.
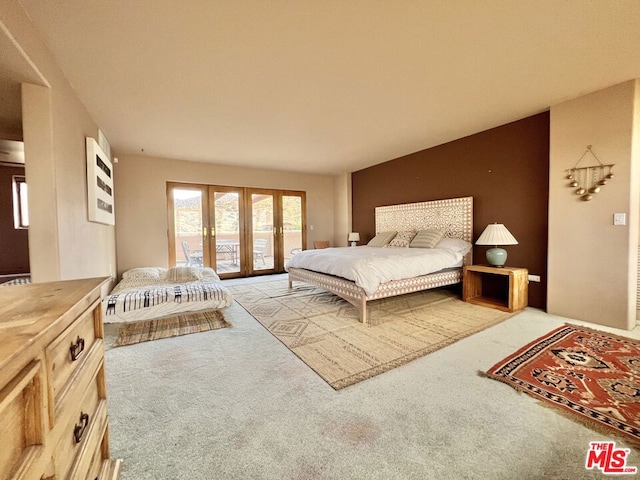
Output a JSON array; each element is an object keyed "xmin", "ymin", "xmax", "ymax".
[
  {"xmin": 229, "ymin": 280, "xmax": 514, "ymax": 389},
  {"xmin": 113, "ymin": 310, "xmax": 231, "ymax": 347},
  {"xmin": 486, "ymin": 324, "xmax": 640, "ymax": 444}
]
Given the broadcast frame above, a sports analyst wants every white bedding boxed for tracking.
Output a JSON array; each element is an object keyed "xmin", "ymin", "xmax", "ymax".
[
  {"xmin": 285, "ymin": 245, "xmax": 466, "ymax": 295},
  {"xmin": 102, "ymin": 267, "xmax": 233, "ymax": 323}
]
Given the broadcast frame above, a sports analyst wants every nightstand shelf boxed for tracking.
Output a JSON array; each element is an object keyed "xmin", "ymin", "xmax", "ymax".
[{"xmin": 463, "ymin": 265, "xmax": 528, "ymax": 313}]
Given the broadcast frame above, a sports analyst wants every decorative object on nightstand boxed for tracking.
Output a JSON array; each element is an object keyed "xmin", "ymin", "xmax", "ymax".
[
  {"xmin": 475, "ymin": 223, "xmax": 518, "ymax": 267},
  {"xmin": 348, "ymin": 232, "xmax": 360, "ymax": 247}
]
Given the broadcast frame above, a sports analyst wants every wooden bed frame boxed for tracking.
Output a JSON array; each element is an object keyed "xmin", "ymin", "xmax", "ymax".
[{"xmin": 288, "ymin": 196, "xmax": 473, "ymax": 324}]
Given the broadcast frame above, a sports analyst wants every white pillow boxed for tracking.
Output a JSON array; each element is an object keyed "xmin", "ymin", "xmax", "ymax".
[
  {"xmin": 122, "ymin": 267, "xmax": 168, "ymax": 281},
  {"xmin": 167, "ymin": 266, "xmax": 203, "ymax": 283},
  {"xmin": 435, "ymin": 237, "xmax": 473, "ymax": 255},
  {"xmin": 113, "ymin": 267, "xmax": 168, "ymax": 293},
  {"xmin": 199, "ymin": 267, "xmax": 221, "ymax": 282}
]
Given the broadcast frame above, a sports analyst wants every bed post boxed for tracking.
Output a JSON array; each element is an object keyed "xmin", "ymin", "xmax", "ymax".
[{"xmin": 360, "ymin": 295, "xmax": 368, "ymax": 325}]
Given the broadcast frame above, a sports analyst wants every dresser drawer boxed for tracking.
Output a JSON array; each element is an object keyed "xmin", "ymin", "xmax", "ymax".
[
  {"xmin": 0, "ymin": 361, "xmax": 45, "ymax": 480},
  {"xmin": 85, "ymin": 428, "xmax": 107, "ymax": 480},
  {"xmin": 45, "ymin": 300, "xmax": 100, "ymax": 424},
  {"xmin": 79, "ymin": 416, "xmax": 122, "ymax": 480},
  {"xmin": 66, "ymin": 400, "xmax": 108, "ymax": 480},
  {"xmin": 53, "ymin": 356, "xmax": 104, "ymax": 480}
]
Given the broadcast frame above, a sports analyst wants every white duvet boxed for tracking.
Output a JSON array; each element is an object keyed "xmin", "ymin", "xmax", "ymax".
[{"xmin": 285, "ymin": 246, "xmax": 464, "ymax": 295}]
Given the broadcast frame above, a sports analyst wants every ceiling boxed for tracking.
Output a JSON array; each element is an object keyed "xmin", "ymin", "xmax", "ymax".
[{"xmin": 12, "ymin": 1, "xmax": 640, "ymax": 175}]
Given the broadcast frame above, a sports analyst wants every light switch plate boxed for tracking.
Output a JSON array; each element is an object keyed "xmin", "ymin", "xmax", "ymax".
[{"xmin": 614, "ymin": 213, "xmax": 626, "ymax": 226}]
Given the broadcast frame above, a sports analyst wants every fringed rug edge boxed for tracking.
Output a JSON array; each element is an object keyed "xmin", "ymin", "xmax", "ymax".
[{"xmin": 113, "ymin": 310, "xmax": 231, "ymax": 347}]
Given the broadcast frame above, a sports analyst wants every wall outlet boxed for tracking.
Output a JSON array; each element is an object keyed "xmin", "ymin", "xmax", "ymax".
[{"xmin": 528, "ymin": 274, "xmax": 541, "ymax": 282}]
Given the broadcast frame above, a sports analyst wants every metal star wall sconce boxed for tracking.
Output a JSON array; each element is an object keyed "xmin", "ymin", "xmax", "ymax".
[{"xmin": 565, "ymin": 145, "xmax": 614, "ymax": 201}]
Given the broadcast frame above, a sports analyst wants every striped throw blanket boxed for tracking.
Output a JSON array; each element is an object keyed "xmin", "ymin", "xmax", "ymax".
[{"xmin": 102, "ymin": 281, "xmax": 233, "ymax": 322}]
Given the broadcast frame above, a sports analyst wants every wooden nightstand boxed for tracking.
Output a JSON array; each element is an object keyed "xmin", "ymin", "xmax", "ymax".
[{"xmin": 463, "ymin": 265, "xmax": 528, "ymax": 313}]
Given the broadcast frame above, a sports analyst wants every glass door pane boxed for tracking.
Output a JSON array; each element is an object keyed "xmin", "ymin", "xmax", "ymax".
[
  {"xmin": 171, "ymin": 187, "xmax": 205, "ymax": 267},
  {"xmin": 283, "ymin": 195, "xmax": 303, "ymax": 264},
  {"xmin": 170, "ymin": 183, "xmax": 305, "ymax": 276},
  {"xmin": 213, "ymin": 190, "xmax": 242, "ymax": 276},
  {"xmin": 251, "ymin": 193, "xmax": 275, "ymax": 272}
]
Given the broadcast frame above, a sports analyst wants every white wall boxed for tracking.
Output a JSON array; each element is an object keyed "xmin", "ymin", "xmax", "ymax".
[
  {"xmin": 2, "ymin": 1, "xmax": 117, "ymax": 283},
  {"xmin": 333, "ymin": 173, "xmax": 352, "ymax": 247},
  {"xmin": 22, "ymin": 83, "xmax": 60, "ymax": 281},
  {"xmin": 113, "ymin": 154, "xmax": 335, "ymax": 276},
  {"xmin": 548, "ymin": 80, "xmax": 640, "ymax": 329},
  {"xmin": 634, "ymin": 86, "xmax": 640, "ymax": 322}
]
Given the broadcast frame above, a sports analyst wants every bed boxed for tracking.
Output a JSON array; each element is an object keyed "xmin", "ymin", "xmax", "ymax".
[
  {"xmin": 287, "ymin": 196, "xmax": 473, "ymax": 324},
  {"xmin": 0, "ymin": 275, "xmax": 31, "ymax": 286},
  {"xmin": 102, "ymin": 266, "xmax": 233, "ymax": 323}
]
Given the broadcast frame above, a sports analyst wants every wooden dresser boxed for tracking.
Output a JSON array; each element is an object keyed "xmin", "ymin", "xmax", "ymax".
[{"xmin": 0, "ymin": 277, "xmax": 121, "ymax": 480}]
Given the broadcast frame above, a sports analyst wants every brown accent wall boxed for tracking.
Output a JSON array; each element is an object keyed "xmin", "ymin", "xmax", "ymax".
[
  {"xmin": 352, "ymin": 112, "xmax": 549, "ymax": 308},
  {"xmin": 0, "ymin": 165, "xmax": 29, "ymax": 274}
]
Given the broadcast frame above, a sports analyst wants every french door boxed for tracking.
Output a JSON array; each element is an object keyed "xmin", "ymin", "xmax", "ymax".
[{"xmin": 167, "ymin": 183, "xmax": 306, "ymax": 278}]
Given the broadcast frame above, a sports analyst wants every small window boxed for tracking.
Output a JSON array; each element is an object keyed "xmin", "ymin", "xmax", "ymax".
[{"xmin": 12, "ymin": 175, "xmax": 28, "ymax": 229}]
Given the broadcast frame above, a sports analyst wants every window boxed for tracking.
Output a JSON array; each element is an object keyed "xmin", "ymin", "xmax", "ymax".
[{"xmin": 12, "ymin": 175, "xmax": 28, "ymax": 228}]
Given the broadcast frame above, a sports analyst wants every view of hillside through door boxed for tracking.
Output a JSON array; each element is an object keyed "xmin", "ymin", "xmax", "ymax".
[
  {"xmin": 167, "ymin": 183, "xmax": 306, "ymax": 278},
  {"xmin": 212, "ymin": 187, "xmax": 244, "ymax": 275}
]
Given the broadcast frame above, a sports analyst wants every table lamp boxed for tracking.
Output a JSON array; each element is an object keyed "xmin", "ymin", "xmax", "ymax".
[
  {"xmin": 348, "ymin": 232, "xmax": 360, "ymax": 247},
  {"xmin": 475, "ymin": 223, "xmax": 518, "ymax": 267}
]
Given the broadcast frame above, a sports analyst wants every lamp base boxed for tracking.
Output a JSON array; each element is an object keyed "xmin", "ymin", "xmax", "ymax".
[
  {"xmin": 486, "ymin": 247, "xmax": 507, "ymax": 267},
  {"xmin": 350, "ymin": 241, "xmax": 357, "ymax": 247}
]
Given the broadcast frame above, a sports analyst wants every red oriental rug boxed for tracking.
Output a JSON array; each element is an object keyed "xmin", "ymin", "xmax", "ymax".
[{"xmin": 486, "ymin": 324, "xmax": 640, "ymax": 444}]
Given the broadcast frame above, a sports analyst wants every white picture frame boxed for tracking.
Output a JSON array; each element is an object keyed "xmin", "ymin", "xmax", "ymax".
[
  {"xmin": 86, "ymin": 137, "xmax": 115, "ymax": 225},
  {"xmin": 97, "ymin": 128, "xmax": 112, "ymax": 160}
]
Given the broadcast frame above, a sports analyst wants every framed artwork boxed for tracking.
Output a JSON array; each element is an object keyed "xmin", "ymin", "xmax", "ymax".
[{"xmin": 86, "ymin": 137, "xmax": 115, "ymax": 225}]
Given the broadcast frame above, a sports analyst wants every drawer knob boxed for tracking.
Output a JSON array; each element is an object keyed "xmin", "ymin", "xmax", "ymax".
[
  {"xmin": 69, "ymin": 336, "xmax": 85, "ymax": 361},
  {"xmin": 73, "ymin": 411, "xmax": 90, "ymax": 443}
]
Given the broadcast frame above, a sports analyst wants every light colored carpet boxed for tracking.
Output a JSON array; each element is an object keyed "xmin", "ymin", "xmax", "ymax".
[
  {"xmin": 104, "ymin": 274, "xmax": 640, "ymax": 480},
  {"xmin": 229, "ymin": 281, "xmax": 513, "ymax": 389},
  {"xmin": 111, "ymin": 310, "xmax": 230, "ymax": 347}
]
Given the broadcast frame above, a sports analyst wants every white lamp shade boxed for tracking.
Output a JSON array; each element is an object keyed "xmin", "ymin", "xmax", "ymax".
[
  {"xmin": 348, "ymin": 232, "xmax": 360, "ymax": 242},
  {"xmin": 475, "ymin": 224, "xmax": 518, "ymax": 246}
]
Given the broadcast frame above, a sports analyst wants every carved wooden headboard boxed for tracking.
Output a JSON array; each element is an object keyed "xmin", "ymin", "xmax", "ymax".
[{"xmin": 375, "ymin": 196, "xmax": 474, "ymax": 263}]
